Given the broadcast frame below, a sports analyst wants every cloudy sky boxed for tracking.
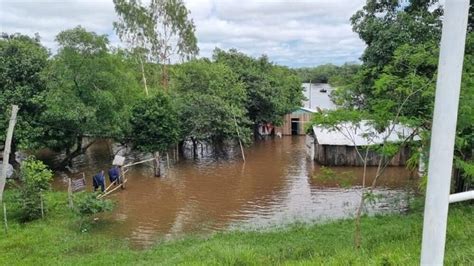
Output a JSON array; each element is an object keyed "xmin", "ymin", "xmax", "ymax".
[{"xmin": 0, "ymin": 0, "xmax": 367, "ymax": 67}]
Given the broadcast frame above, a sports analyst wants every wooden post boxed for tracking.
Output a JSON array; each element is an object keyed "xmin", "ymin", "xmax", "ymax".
[
  {"xmin": 68, "ymin": 178, "xmax": 73, "ymax": 209},
  {"xmin": 166, "ymin": 153, "xmax": 170, "ymax": 169},
  {"xmin": 40, "ymin": 192, "xmax": 44, "ymax": 219},
  {"xmin": 121, "ymin": 167, "xmax": 126, "ymax": 189},
  {"xmin": 0, "ymin": 105, "xmax": 19, "ymax": 202},
  {"xmin": 3, "ymin": 202, "xmax": 7, "ymax": 235}
]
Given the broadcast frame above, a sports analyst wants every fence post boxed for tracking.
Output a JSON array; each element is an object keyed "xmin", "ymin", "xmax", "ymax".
[
  {"xmin": 68, "ymin": 178, "xmax": 73, "ymax": 209},
  {"xmin": 3, "ymin": 202, "xmax": 7, "ymax": 235}
]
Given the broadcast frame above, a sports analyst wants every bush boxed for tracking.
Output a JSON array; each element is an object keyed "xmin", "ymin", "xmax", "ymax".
[
  {"xmin": 75, "ymin": 192, "xmax": 114, "ymax": 216},
  {"xmin": 17, "ymin": 158, "xmax": 53, "ymax": 222},
  {"xmin": 74, "ymin": 192, "xmax": 114, "ymax": 231}
]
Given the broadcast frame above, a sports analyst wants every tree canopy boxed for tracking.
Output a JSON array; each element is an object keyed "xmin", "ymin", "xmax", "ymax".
[
  {"xmin": 113, "ymin": 0, "xmax": 199, "ymax": 89},
  {"xmin": 326, "ymin": 0, "xmax": 474, "ymax": 191},
  {"xmin": 0, "ymin": 33, "xmax": 49, "ymax": 156},
  {"xmin": 39, "ymin": 26, "xmax": 141, "ymax": 165},
  {"xmin": 213, "ymin": 48, "xmax": 303, "ymax": 127},
  {"xmin": 172, "ymin": 59, "xmax": 251, "ymax": 145}
]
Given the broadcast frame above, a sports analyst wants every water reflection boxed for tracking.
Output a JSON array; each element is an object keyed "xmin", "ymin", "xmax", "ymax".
[{"xmin": 45, "ymin": 137, "xmax": 417, "ymax": 248}]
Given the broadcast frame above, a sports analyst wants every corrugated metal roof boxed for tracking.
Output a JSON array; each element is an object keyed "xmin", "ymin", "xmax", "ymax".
[{"xmin": 312, "ymin": 121, "xmax": 419, "ymax": 146}]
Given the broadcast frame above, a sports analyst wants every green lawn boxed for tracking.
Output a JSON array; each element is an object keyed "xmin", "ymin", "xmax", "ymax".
[{"xmin": 0, "ymin": 191, "xmax": 473, "ymax": 265}]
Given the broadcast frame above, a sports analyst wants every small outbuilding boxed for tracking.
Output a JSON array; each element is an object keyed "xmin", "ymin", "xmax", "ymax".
[
  {"xmin": 307, "ymin": 121, "xmax": 418, "ymax": 166},
  {"xmin": 275, "ymin": 107, "xmax": 315, "ymax": 135}
]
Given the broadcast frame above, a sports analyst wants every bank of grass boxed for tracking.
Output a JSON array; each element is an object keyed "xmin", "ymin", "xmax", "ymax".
[{"xmin": 0, "ymin": 191, "xmax": 473, "ymax": 265}]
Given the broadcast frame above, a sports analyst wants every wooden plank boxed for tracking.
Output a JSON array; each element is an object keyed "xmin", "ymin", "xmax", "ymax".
[
  {"xmin": 123, "ymin": 158, "xmax": 155, "ymax": 168},
  {"xmin": 97, "ymin": 179, "xmax": 128, "ymax": 199}
]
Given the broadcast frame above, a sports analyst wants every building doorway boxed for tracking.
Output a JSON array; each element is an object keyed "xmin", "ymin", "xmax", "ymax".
[{"xmin": 291, "ymin": 118, "xmax": 300, "ymax": 135}]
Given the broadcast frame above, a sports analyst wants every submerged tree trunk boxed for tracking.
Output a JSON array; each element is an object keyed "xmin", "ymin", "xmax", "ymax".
[
  {"xmin": 153, "ymin": 151, "xmax": 161, "ymax": 177},
  {"xmin": 191, "ymin": 138, "xmax": 198, "ymax": 159},
  {"xmin": 58, "ymin": 137, "xmax": 96, "ymax": 169}
]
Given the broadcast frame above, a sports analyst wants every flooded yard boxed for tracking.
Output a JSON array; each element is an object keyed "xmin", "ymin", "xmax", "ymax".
[{"xmin": 47, "ymin": 137, "xmax": 417, "ymax": 248}]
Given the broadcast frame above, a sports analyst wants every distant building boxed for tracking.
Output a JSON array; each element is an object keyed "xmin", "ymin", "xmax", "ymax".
[
  {"xmin": 272, "ymin": 83, "xmax": 336, "ymax": 136},
  {"xmin": 274, "ymin": 107, "xmax": 315, "ymax": 136}
]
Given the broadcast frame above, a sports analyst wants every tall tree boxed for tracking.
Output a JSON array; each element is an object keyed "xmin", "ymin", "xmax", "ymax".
[
  {"xmin": 344, "ymin": 0, "xmax": 442, "ymax": 109},
  {"xmin": 172, "ymin": 59, "xmax": 251, "ymax": 154},
  {"xmin": 213, "ymin": 49, "xmax": 303, "ymax": 133},
  {"xmin": 129, "ymin": 92, "xmax": 179, "ymax": 176},
  {"xmin": 41, "ymin": 26, "xmax": 141, "ymax": 167},
  {"xmin": 113, "ymin": 0, "xmax": 199, "ymax": 90},
  {"xmin": 0, "ymin": 33, "xmax": 49, "ymax": 164},
  {"xmin": 335, "ymin": 1, "xmax": 474, "ymax": 192}
]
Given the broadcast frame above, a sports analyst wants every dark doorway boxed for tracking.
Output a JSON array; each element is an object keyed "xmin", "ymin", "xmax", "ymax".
[{"xmin": 291, "ymin": 118, "xmax": 300, "ymax": 135}]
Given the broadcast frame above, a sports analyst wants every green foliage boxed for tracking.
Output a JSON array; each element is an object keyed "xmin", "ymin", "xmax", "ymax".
[
  {"xmin": 17, "ymin": 158, "xmax": 53, "ymax": 222},
  {"xmin": 313, "ymin": 166, "xmax": 355, "ymax": 188},
  {"xmin": 39, "ymin": 26, "xmax": 141, "ymax": 155},
  {"xmin": 295, "ymin": 63, "xmax": 361, "ymax": 87},
  {"xmin": 113, "ymin": 0, "xmax": 198, "ymax": 64},
  {"xmin": 74, "ymin": 192, "xmax": 114, "ymax": 216},
  {"xmin": 0, "ymin": 33, "xmax": 49, "ymax": 149},
  {"xmin": 20, "ymin": 157, "xmax": 53, "ymax": 191},
  {"xmin": 129, "ymin": 92, "xmax": 180, "ymax": 153},
  {"xmin": 213, "ymin": 48, "xmax": 304, "ymax": 126},
  {"xmin": 351, "ymin": 0, "xmax": 442, "ymax": 69},
  {"xmin": 173, "ymin": 59, "xmax": 252, "ymax": 144}
]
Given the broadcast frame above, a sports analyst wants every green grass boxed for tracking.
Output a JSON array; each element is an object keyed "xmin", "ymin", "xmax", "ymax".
[{"xmin": 0, "ymin": 191, "xmax": 473, "ymax": 265}]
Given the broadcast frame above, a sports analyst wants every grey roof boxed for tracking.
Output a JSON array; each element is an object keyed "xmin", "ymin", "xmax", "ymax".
[{"xmin": 312, "ymin": 121, "xmax": 419, "ymax": 146}]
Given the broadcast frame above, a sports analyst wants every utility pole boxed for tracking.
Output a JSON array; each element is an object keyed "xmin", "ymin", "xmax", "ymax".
[
  {"xmin": 0, "ymin": 105, "xmax": 19, "ymax": 202},
  {"xmin": 420, "ymin": 0, "xmax": 469, "ymax": 264}
]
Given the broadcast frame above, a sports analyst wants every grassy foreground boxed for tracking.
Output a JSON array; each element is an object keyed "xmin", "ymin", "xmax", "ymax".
[{"xmin": 0, "ymin": 192, "xmax": 473, "ymax": 265}]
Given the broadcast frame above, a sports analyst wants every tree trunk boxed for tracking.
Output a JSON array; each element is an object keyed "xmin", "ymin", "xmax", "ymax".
[
  {"xmin": 153, "ymin": 152, "xmax": 161, "ymax": 177},
  {"xmin": 139, "ymin": 57, "xmax": 149, "ymax": 96},
  {"xmin": 57, "ymin": 137, "xmax": 96, "ymax": 169},
  {"xmin": 161, "ymin": 63, "xmax": 168, "ymax": 90},
  {"xmin": 192, "ymin": 138, "xmax": 198, "ymax": 159}
]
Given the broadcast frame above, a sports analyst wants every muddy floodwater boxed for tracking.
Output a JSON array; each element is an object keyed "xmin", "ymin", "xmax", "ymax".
[{"xmin": 46, "ymin": 137, "xmax": 417, "ymax": 248}]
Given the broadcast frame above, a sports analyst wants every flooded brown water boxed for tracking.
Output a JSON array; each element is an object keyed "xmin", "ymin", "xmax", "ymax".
[{"xmin": 47, "ymin": 137, "xmax": 417, "ymax": 248}]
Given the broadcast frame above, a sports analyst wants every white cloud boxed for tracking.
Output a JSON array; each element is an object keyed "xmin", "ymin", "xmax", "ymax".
[{"xmin": 0, "ymin": 0, "xmax": 366, "ymax": 67}]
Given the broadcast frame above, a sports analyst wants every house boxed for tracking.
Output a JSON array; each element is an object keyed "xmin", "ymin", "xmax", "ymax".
[
  {"xmin": 307, "ymin": 121, "xmax": 418, "ymax": 166},
  {"xmin": 274, "ymin": 107, "xmax": 315, "ymax": 135},
  {"xmin": 272, "ymin": 83, "xmax": 336, "ymax": 136}
]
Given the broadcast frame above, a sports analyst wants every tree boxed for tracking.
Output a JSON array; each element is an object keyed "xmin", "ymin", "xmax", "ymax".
[
  {"xmin": 172, "ymin": 59, "xmax": 251, "ymax": 155},
  {"xmin": 343, "ymin": 0, "xmax": 442, "ymax": 109},
  {"xmin": 129, "ymin": 92, "xmax": 180, "ymax": 176},
  {"xmin": 113, "ymin": 0, "xmax": 199, "ymax": 90},
  {"xmin": 0, "ymin": 33, "xmax": 49, "ymax": 164},
  {"xmin": 40, "ymin": 26, "xmax": 141, "ymax": 167},
  {"xmin": 213, "ymin": 49, "xmax": 303, "ymax": 133}
]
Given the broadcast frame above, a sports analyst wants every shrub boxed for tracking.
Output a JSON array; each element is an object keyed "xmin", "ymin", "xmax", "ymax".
[
  {"xmin": 17, "ymin": 158, "xmax": 53, "ymax": 222},
  {"xmin": 75, "ymin": 192, "xmax": 114, "ymax": 216}
]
